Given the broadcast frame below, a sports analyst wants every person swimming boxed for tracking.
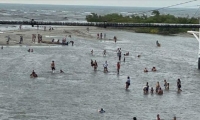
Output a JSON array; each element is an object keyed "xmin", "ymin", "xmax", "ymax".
[
  {"xmin": 126, "ymin": 76, "xmax": 130, "ymax": 90},
  {"xmin": 144, "ymin": 68, "xmax": 148, "ymax": 72},
  {"xmin": 157, "ymin": 87, "xmax": 163, "ymax": 95},
  {"xmin": 60, "ymin": 69, "xmax": 64, "ymax": 73},
  {"xmin": 124, "ymin": 52, "xmax": 129, "ymax": 56},
  {"xmin": 98, "ymin": 108, "xmax": 105, "ymax": 113},
  {"xmin": 152, "ymin": 67, "xmax": 157, "ymax": 71},
  {"xmin": 133, "ymin": 117, "xmax": 137, "ymax": 120},
  {"xmin": 30, "ymin": 70, "xmax": 38, "ymax": 78}
]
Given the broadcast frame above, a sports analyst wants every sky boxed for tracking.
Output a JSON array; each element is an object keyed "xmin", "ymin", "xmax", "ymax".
[{"xmin": 0, "ymin": 0, "xmax": 199, "ymax": 8}]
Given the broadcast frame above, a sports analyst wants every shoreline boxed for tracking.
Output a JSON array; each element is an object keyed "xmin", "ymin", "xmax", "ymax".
[{"xmin": 0, "ymin": 26, "xmax": 194, "ymax": 46}]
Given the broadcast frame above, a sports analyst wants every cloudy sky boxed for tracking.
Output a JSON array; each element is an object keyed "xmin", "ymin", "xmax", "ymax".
[{"xmin": 0, "ymin": 0, "xmax": 198, "ymax": 7}]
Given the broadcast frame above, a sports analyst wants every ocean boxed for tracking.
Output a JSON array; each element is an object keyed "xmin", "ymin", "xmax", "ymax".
[
  {"xmin": 0, "ymin": 3, "xmax": 199, "ymax": 22},
  {"xmin": 0, "ymin": 3, "xmax": 200, "ymax": 120}
]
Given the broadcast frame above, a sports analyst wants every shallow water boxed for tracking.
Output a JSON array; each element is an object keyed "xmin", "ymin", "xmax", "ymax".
[{"xmin": 0, "ymin": 31, "xmax": 200, "ymax": 120}]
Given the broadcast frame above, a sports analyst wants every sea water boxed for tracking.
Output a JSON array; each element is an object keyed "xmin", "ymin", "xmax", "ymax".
[{"xmin": 0, "ymin": 30, "xmax": 200, "ymax": 119}]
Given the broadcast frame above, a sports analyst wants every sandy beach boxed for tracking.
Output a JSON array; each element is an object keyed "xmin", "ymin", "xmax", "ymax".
[
  {"xmin": 0, "ymin": 25, "xmax": 194, "ymax": 47},
  {"xmin": 0, "ymin": 26, "xmax": 114, "ymax": 46}
]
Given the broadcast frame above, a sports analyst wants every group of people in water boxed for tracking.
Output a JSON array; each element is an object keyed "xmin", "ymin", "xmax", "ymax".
[
  {"xmin": 30, "ymin": 60, "xmax": 65, "ymax": 78},
  {"xmin": 90, "ymin": 47, "xmax": 132, "ymax": 89},
  {"xmin": 143, "ymin": 78, "xmax": 182, "ymax": 95},
  {"xmin": 51, "ymin": 35, "xmax": 74, "ymax": 46},
  {"xmin": 97, "ymin": 33, "xmax": 106, "ymax": 39},
  {"xmin": 90, "ymin": 48, "xmax": 131, "ymax": 75},
  {"xmin": 144, "ymin": 67, "xmax": 157, "ymax": 72},
  {"xmin": 133, "ymin": 114, "xmax": 177, "ymax": 120}
]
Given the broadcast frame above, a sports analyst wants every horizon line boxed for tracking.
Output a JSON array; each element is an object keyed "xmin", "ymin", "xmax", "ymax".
[{"xmin": 0, "ymin": 2, "xmax": 197, "ymax": 9}]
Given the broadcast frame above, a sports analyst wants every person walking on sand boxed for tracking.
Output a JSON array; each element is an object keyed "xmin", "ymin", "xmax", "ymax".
[
  {"xmin": 117, "ymin": 62, "xmax": 120, "ymax": 74},
  {"xmin": 51, "ymin": 61, "xmax": 55, "ymax": 73}
]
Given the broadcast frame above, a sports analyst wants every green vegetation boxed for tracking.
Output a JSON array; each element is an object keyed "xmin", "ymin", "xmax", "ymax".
[{"xmin": 86, "ymin": 10, "xmax": 199, "ymax": 35}]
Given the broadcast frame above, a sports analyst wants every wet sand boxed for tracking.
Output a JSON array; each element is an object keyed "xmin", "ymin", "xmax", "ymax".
[{"xmin": 0, "ymin": 26, "xmax": 115, "ymax": 46}]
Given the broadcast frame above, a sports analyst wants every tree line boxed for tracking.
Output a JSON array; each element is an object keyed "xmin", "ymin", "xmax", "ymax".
[{"xmin": 86, "ymin": 10, "xmax": 199, "ymax": 34}]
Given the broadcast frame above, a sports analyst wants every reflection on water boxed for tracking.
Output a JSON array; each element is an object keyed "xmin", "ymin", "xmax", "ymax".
[{"xmin": 0, "ymin": 31, "xmax": 200, "ymax": 120}]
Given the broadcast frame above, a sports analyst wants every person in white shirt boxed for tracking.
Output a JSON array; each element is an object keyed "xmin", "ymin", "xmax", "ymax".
[{"xmin": 103, "ymin": 61, "xmax": 108, "ymax": 72}]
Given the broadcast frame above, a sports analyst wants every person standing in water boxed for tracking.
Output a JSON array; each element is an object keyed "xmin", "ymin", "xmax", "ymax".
[
  {"xmin": 117, "ymin": 49, "xmax": 121, "ymax": 61},
  {"xmin": 117, "ymin": 62, "xmax": 120, "ymax": 74},
  {"xmin": 104, "ymin": 33, "xmax": 106, "ymax": 39},
  {"xmin": 93, "ymin": 60, "xmax": 98, "ymax": 71},
  {"xmin": 126, "ymin": 76, "xmax": 130, "ymax": 90},
  {"xmin": 91, "ymin": 49, "xmax": 93, "ymax": 55},
  {"xmin": 103, "ymin": 50, "xmax": 106, "ymax": 56},
  {"xmin": 103, "ymin": 61, "xmax": 108, "ymax": 72},
  {"xmin": 177, "ymin": 78, "xmax": 182, "ymax": 92},
  {"xmin": 91, "ymin": 59, "xmax": 94, "ymax": 67},
  {"xmin": 51, "ymin": 61, "xmax": 55, "ymax": 73},
  {"xmin": 156, "ymin": 114, "xmax": 160, "ymax": 120},
  {"xmin": 114, "ymin": 36, "xmax": 117, "ymax": 43}
]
